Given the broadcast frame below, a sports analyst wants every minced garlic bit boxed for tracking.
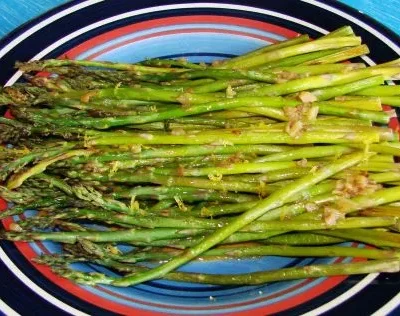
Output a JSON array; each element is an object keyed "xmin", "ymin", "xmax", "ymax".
[
  {"xmin": 216, "ymin": 153, "xmax": 245, "ymax": 168},
  {"xmin": 284, "ymin": 103, "xmax": 319, "ymax": 122},
  {"xmin": 225, "ymin": 85, "xmax": 236, "ymax": 98},
  {"xmin": 298, "ymin": 91, "xmax": 317, "ymax": 103},
  {"xmin": 323, "ymin": 206, "xmax": 345, "ymax": 226},
  {"xmin": 174, "ymin": 196, "xmax": 188, "ymax": 212},
  {"xmin": 310, "ymin": 165, "xmax": 319, "ymax": 173},
  {"xmin": 171, "ymin": 128, "xmax": 186, "ymax": 136},
  {"xmin": 283, "ymin": 103, "xmax": 319, "ymax": 138},
  {"xmin": 296, "ymin": 158, "xmax": 308, "ymax": 167},
  {"xmin": 209, "ymin": 139, "xmax": 234, "ymax": 146},
  {"xmin": 305, "ymin": 202, "xmax": 319, "ymax": 212},
  {"xmin": 275, "ymin": 71, "xmax": 299, "ymax": 83},
  {"xmin": 80, "ymin": 91, "xmax": 98, "ymax": 103},
  {"xmin": 208, "ymin": 173, "xmax": 223, "ymax": 182},
  {"xmin": 129, "ymin": 144, "xmax": 142, "ymax": 153},
  {"xmin": 83, "ymin": 160, "xmax": 105, "ymax": 173},
  {"xmin": 306, "ymin": 105, "xmax": 319, "ymax": 121},
  {"xmin": 105, "ymin": 244, "xmax": 122, "ymax": 256},
  {"xmin": 285, "ymin": 120, "xmax": 304, "ymax": 138},
  {"xmin": 139, "ymin": 133, "xmax": 154, "ymax": 140},
  {"xmin": 334, "ymin": 172, "xmax": 382, "ymax": 198},
  {"xmin": 177, "ymin": 93, "xmax": 192, "ymax": 107}
]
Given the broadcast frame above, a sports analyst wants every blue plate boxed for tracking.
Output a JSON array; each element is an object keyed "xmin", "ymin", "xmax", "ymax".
[{"xmin": 0, "ymin": 1, "xmax": 400, "ymax": 315}]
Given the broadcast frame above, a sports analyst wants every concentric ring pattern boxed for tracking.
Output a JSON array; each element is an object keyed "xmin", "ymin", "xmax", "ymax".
[{"xmin": 0, "ymin": 1, "xmax": 399, "ymax": 315}]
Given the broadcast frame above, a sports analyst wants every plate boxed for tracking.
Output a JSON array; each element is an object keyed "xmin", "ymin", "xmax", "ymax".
[{"xmin": 0, "ymin": 0, "xmax": 400, "ymax": 315}]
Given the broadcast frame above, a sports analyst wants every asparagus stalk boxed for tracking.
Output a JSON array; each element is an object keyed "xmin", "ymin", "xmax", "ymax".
[
  {"xmin": 240, "ymin": 68, "xmax": 400, "ymax": 97},
  {"xmin": 310, "ymin": 75, "xmax": 385, "ymax": 101},
  {"xmin": 215, "ymin": 37, "xmax": 362, "ymax": 69},
  {"xmin": 314, "ymin": 229, "xmax": 400, "ymax": 248},
  {"xmin": 141, "ymin": 58, "xmax": 205, "ymax": 69},
  {"xmin": 51, "ymin": 258, "xmax": 400, "ymax": 286},
  {"xmin": 264, "ymin": 233, "xmax": 345, "ymax": 245},
  {"xmin": 351, "ymin": 85, "xmax": 400, "ymax": 96},
  {"xmin": 112, "ymin": 186, "xmax": 257, "ymax": 203},
  {"xmin": 41, "ymin": 96, "xmax": 299, "ymax": 128},
  {"xmin": 217, "ymin": 34, "xmax": 310, "ymax": 68},
  {"xmin": 322, "ymin": 26, "xmax": 355, "ymax": 38},
  {"xmin": 0, "ymin": 142, "xmax": 76, "ymax": 181},
  {"xmin": 112, "ymin": 152, "xmax": 367, "ymax": 286},
  {"xmin": 359, "ymin": 206, "xmax": 400, "ymax": 217},
  {"xmin": 6, "ymin": 149, "xmax": 94, "ymax": 190},
  {"xmin": 324, "ymin": 98, "xmax": 382, "ymax": 111},
  {"xmin": 254, "ymin": 145, "xmax": 353, "ymax": 162},
  {"xmin": 1, "ymin": 227, "xmax": 209, "ymax": 244},
  {"xmin": 153, "ymin": 161, "xmax": 317, "ymax": 176},
  {"xmin": 18, "ymin": 59, "xmax": 190, "ymax": 73},
  {"xmin": 41, "ymin": 242, "xmax": 400, "ymax": 266},
  {"xmin": 55, "ymin": 209, "xmax": 396, "ymax": 232},
  {"xmin": 118, "ymin": 244, "xmax": 400, "ymax": 262},
  {"xmin": 260, "ymin": 48, "xmax": 348, "ymax": 68},
  {"xmin": 68, "ymin": 144, "xmax": 289, "ymax": 164},
  {"xmin": 85, "ymin": 129, "xmax": 382, "ymax": 146},
  {"xmin": 302, "ymin": 44, "xmax": 370, "ymax": 65},
  {"xmin": 3, "ymin": 28, "xmax": 400, "ymax": 291}
]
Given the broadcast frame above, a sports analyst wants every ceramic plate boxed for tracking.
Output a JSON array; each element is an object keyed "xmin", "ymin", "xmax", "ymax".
[{"xmin": 0, "ymin": 1, "xmax": 400, "ymax": 315}]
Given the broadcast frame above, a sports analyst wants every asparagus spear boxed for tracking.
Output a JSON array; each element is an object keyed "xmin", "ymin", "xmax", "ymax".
[
  {"xmin": 1, "ymin": 227, "xmax": 209, "ymax": 244},
  {"xmin": 85, "ymin": 129, "xmax": 382, "ymax": 146},
  {"xmin": 7, "ymin": 149, "xmax": 94, "ymax": 190},
  {"xmin": 217, "ymin": 34, "xmax": 310, "ymax": 68},
  {"xmin": 2, "ymin": 28, "xmax": 400, "ymax": 291},
  {"xmin": 50, "ymin": 258, "xmax": 400, "ymax": 286},
  {"xmin": 215, "ymin": 37, "xmax": 362, "ymax": 69},
  {"xmin": 52, "ymin": 209, "xmax": 397, "ymax": 232},
  {"xmin": 18, "ymin": 59, "xmax": 190, "ymax": 73},
  {"xmin": 112, "ymin": 152, "xmax": 368, "ymax": 286}
]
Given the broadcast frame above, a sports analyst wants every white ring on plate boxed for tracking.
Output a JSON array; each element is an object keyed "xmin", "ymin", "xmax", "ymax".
[
  {"xmin": 302, "ymin": 0, "xmax": 400, "ymax": 54},
  {"xmin": 301, "ymin": 273, "xmax": 379, "ymax": 316},
  {"xmin": 0, "ymin": 1, "xmax": 398, "ymax": 314},
  {"xmin": 371, "ymin": 292, "xmax": 400, "ymax": 316},
  {"xmin": 0, "ymin": 298, "xmax": 20, "ymax": 316},
  {"xmin": 0, "ymin": 247, "xmax": 89, "ymax": 316},
  {"xmin": 0, "ymin": 0, "xmax": 104, "ymax": 60}
]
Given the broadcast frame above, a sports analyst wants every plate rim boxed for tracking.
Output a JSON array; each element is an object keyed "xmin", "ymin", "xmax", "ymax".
[
  {"xmin": 0, "ymin": 1, "xmax": 400, "ymax": 315},
  {"xmin": 0, "ymin": 0, "xmax": 399, "ymax": 58}
]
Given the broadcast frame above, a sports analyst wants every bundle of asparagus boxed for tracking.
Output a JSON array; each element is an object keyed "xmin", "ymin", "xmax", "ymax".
[{"xmin": 1, "ymin": 25, "xmax": 400, "ymax": 287}]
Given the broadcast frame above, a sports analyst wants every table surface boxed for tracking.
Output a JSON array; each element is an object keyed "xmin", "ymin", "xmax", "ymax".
[{"xmin": 0, "ymin": 0, "xmax": 399, "ymax": 39}]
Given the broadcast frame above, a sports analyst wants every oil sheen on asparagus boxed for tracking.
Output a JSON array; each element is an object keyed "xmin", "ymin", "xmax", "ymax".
[{"xmin": 1, "ymin": 25, "xmax": 400, "ymax": 287}]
